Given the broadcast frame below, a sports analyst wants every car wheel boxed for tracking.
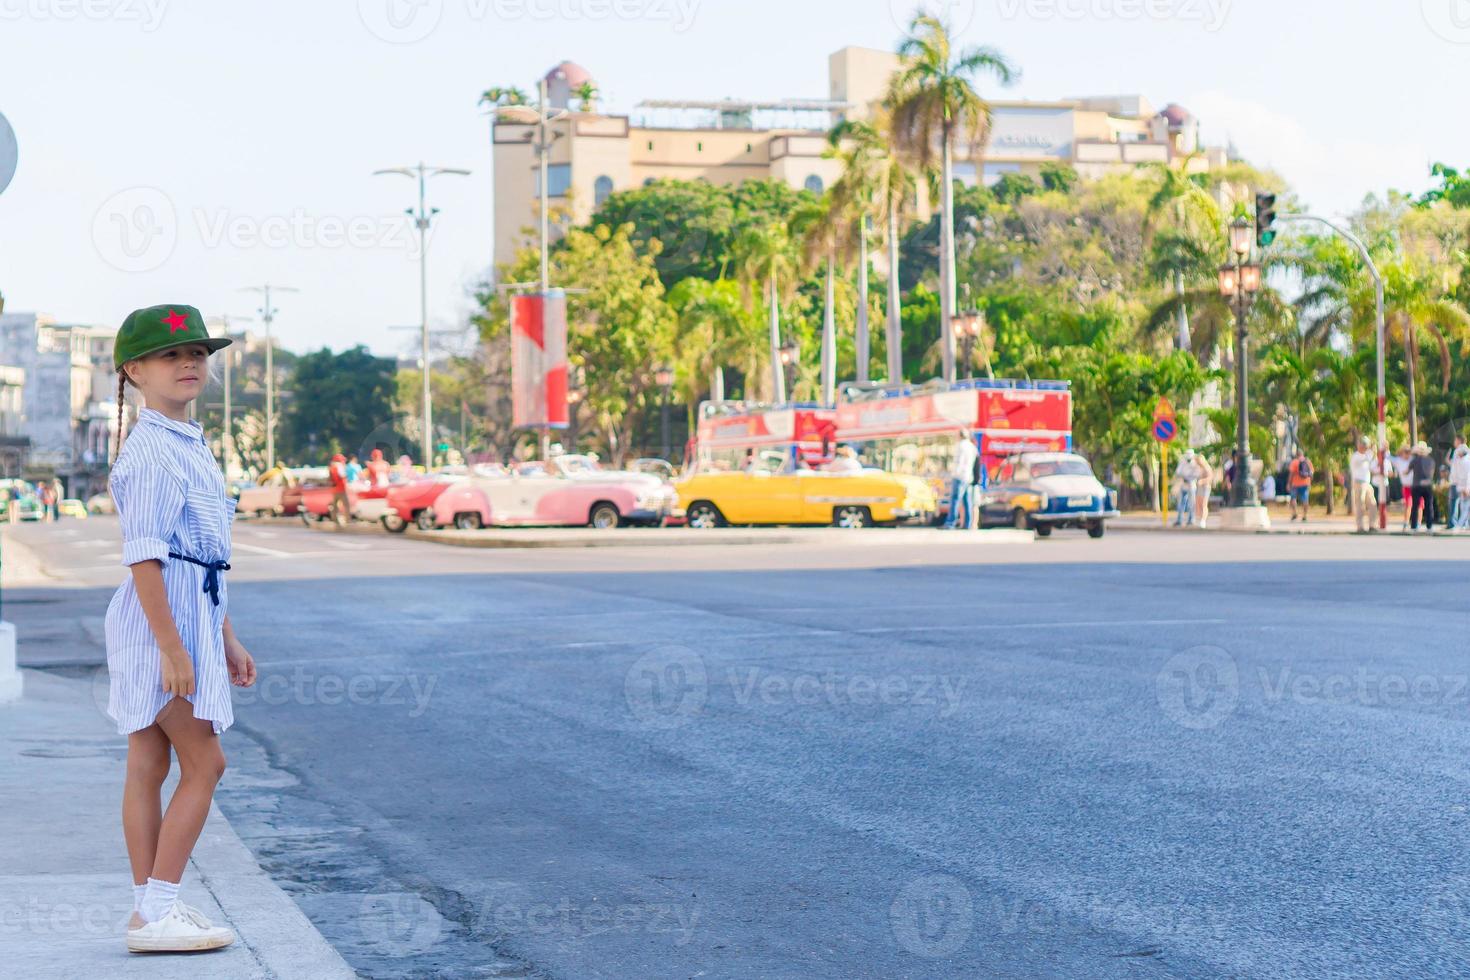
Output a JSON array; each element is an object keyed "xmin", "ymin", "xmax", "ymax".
[
  {"xmin": 1012, "ymin": 508, "xmax": 1030, "ymax": 531},
  {"xmin": 589, "ymin": 502, "xmax": 621, "ymax": 529},
  {"xmin": 414, "ymin": 509, "xmax": 437, "ymax": 531},
  {"xmin": 1087, "ymin": 520, "xmax": 1106, "ymax": 539},
  {"xmin": 686, "ymin": 501, "xmax": 724, "ymax": 529},
  {"xmin": 382, "ymin": 514, "xmax": 408, "ymax": 533},
  {"xmin": 1034, "ymin": 523, "xmax": 1053, "ymax": 537},
  {"xmin": 834, "ymin": 505, "xmax": 871, "ymax": 529},
  {"xmin": 454, "ymin": 511, "xmax": 483, "ymax": 530}
]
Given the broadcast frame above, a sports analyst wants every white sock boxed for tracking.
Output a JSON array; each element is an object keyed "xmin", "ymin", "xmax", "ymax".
[
  {"xmin": 139, "ymin": 877, "xmax": 181, "ymax": 923},
  {"xmin": 132, "ymin": 883, "xmax": 147, "ymax": 913}
]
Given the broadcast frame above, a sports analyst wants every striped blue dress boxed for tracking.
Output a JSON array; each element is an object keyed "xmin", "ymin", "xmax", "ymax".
[{"xmin": 104, "ymin": 407, "xmax": 237, "ymax": 736}]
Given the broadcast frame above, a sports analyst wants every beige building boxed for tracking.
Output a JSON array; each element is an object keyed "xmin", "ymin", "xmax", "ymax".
[{"xmin": 491, "ymin": 49, "xmax": 1227, "ymax": 273}]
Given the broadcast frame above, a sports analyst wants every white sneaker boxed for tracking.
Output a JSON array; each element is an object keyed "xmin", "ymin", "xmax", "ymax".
[{"xmin": 127, "ymin": 899, "xmax": 235, "ymax": 952}]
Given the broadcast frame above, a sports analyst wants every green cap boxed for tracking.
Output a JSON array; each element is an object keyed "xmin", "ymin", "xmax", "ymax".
[{"xmin": 114, "ymin": 304, "xmax": 232, "ymax": 370}]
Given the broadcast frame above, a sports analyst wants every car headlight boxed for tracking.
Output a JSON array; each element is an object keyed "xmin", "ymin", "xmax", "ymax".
[{"xmin": 1038, "ymin": 493, "xmax": 1049, "ymax": 509}]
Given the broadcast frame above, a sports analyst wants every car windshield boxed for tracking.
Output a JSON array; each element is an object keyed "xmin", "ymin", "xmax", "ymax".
[
  {"xmin": 1029, "ymin": 458, "xmax": 1094, "ymax": 478},
  {"xmin": 556, "ymin": 455, "xmax": 599, "ymax": 474}
]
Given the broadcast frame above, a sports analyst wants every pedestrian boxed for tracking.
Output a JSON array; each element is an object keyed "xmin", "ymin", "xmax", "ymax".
[
  {"xmin": 105, "ymin": 305, "xmax": 256, "ymax": 953},
  {"xmin": 345, "ymin": 453, "xmax": 363, "ymax": 483},
  {"xmin": 1391, "ymin": 444, "xmax": 1413, "ymax": 530},
  {"xmin": 1173, "ymin": 450, "xmax": 1201, "ymax": 526},
  {"xmin": 1287, "ymin": 448, "xmax": 1313, "ymax": 522},
  {"xmin": 1349, "ymin": 438, "xmax": 1377, "ymax": 533},
  {"xmin": 328, "ymin": 452, "xmax": 349, "ymax": 525},
  {"xmin": 945, "ymin": 430, "xmax": 978, "ymax": 529},
  {"xmin": 37, "ymin": 481, "xmax": 54, "ymax": 522},
  {"xmin": 1408, "ymin": 440, "xmax": 1436, "ymax": 531},
  {"xmin": 823, "ymin": 445, "xmax": 863, "ymax": 474},
  {"xmin": 1260, "ymin": 470, "xmax": 1276, "ymax": 504},
  {"xmin": 1194, "ymin": 452, "xmax": 1215, "ymax": 528},
  {"xmin": 1452, "ymin": 444, "xmax": 1470, "ymax": 531},
  {"xmin": 366, "ymin": 448, "xmax": 391, "ymax": 486}
]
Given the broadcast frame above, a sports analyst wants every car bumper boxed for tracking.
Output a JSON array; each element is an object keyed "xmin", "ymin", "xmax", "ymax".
[
  {"xmin": 1030, "ymin": 509, "xmax": 1120, "ymax": 523},
  {"xmin": 626, "ymin": 505, "xmax": 674, "ymax": 523},
  {"xmin": 892, "ymin": 508, "xmax": 936, "ymax": 525}
]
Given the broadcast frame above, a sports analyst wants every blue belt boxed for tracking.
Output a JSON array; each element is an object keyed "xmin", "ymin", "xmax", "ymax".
[{"xmin": 168, "ymin": 551, "xmax": 231, "ymax": 606}]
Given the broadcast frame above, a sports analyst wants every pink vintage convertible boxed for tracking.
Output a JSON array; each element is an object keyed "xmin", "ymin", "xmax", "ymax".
[{"xmin": 428, "ymin": 461, "xmax": 677, "ymax": 529}]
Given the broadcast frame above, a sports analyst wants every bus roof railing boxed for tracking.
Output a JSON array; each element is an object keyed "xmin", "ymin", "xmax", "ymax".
[
  {"xmin": 697, "ymin": 399, "xmax": 832, "ymax": 420},
  {"xmin": 838, "ymin": 377, "xmax": 1071, "ymax": 402}
]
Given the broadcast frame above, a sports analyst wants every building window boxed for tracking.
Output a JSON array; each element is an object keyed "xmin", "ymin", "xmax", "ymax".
[
  {"xmin": 593, "ymin": 175, "xmax": 613, "ymax": 206},
  {"xmin": 697, "ymin": 141, "xmax": 703, "ymax": 152},
  {"xmin": 647, "ymin": 140, "xmax": 653, "ymax": 151},
  {"xmin": 746, "ymin": 143, "xmax": 752, "ymax": 153},
  {"xmin": 533, "ymin": 163, "xmax": 572, "ymax": 198},
  {"xmin": 643, "ymin": 177, "xmax": 655, "ymax": 186},
  {"xmin": 804, "ymin": 174, "xmax": 824, "ymax": 194}
]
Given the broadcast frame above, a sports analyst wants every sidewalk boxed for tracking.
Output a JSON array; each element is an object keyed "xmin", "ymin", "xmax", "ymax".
[
  {"xmin": 1114, "ymin": 507, "xmax": 1464, "ymax": 536},
  {"xmin": 0, "ymin": 533, "xmax": 356, "ymax": 979}
]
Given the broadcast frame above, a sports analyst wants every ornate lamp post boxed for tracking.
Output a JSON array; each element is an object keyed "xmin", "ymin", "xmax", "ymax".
[
  {"xmin": 1219, "ymin": 217, "xmax": 1263, "ymax": 511},
  {"xmin": 654, "ymin": 365, "xmax": 673, "ymax": 460}
]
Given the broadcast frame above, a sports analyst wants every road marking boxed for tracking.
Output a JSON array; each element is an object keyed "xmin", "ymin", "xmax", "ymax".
[
  {"xmin": 848, "ymin": 617, "xmax": 1229, "ymax": 634},
  {"xmin": 231, "ymin": 542, "xmax": 295, "ymax": 558},
  {"xmin": 322, "ymin": 539, "xmax": 373, "ymax": 551}
]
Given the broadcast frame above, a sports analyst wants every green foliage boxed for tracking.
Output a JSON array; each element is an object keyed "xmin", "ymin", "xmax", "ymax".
[{"xmin": 278, "ymin": 346, "xmax": 400, "ymax": 464}]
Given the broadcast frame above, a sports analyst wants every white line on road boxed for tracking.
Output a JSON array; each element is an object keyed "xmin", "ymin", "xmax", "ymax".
[
  {"xmin": 232, "ymin": 542, "xmax": 297, "ymax": 558},
  {"xmin": 848, "ymin": 617, "xmax": 1228, "ymax": 634}
]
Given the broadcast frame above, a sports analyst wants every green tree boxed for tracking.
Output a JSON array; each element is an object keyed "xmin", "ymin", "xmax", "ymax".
[
  {"xmin": 731, "ymin": 221, "xmax": 798, "ymax": 402},
  {"xmin": 278, "ymin": 346, "xmax": 400, "ymax": 464},
  {"xmin": 889, "ymin": 12, "xmax": 1016, "ymax": 382}
]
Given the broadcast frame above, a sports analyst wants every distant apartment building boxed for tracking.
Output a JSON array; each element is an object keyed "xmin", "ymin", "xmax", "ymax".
[
  {"xmin": 0, "ymin": 312, "xmax": 122, "ymax": 494},
  {"xmin": 491, "ymin": 48, "xmax": 1227, "ymax": 272}
]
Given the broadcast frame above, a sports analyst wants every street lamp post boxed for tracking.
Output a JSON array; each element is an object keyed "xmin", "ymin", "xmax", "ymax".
[
  {"xmin": 373, "ymin": 162, "xmax": 471, "ymax": 467},
  {"xmin": 1219, "ymin": 218, "xmax": 1262, "ymax": 510},
  {"xmin": 239, "ymin": 284, "xmax": 298, "ymax": 473},
  {"xmin": 955, "ymin": 309, "xmax": 988, "ymax": 381},
  {"xmin": 205, "ymin": 313, "xmax": 252, "ymax": 477},
  {"xmin": 654, "ymin": 365, "xmax": 673, "ymax": 460}
]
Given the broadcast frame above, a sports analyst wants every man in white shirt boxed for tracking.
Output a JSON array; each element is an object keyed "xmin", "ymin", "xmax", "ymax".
[
  {"xmin": 1349, "ymin": 438, "xmax": 1377, "ymax": 533},
  {"xmin": 945, "ymin": 431, "xmax": 979, "ymax": 529},
  {"xmin": 1450, "ymin": 442, "xmax": 1470, "ymax": 530}
]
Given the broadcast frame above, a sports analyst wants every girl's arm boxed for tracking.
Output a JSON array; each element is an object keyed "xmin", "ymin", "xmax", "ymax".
[
  {"xmin": 130, "ymin": 559, "xmax": 196, "ymax": 696},
  {"xmin": 222, "ymin": 614, "xmax": 257, "ymax": 687}
]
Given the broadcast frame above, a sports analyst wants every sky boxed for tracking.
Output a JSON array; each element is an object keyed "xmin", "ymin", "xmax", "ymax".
[{"xmin": 0, "ymin": 0, "xmax": 1463, "ymax": 358}]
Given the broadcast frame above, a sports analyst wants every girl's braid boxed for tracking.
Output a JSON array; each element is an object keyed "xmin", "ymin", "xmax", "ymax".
[{"xmin": 114, "ymin": 371, "xmax": 128, "ymax": 462}]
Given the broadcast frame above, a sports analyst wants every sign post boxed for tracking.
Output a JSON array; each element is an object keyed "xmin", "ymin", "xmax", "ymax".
[{"xmin": 1153, "ymin": 398, "xmax": 1178, "ymax": 526}]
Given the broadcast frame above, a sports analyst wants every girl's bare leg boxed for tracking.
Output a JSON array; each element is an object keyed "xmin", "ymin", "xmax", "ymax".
[
  {"xmin": 123, "ymin": 723, "xmax": 172, "ymax": 927},
  {"xmin": 150, "ymin": 696, "xmax": 227, "ymax": 885}
]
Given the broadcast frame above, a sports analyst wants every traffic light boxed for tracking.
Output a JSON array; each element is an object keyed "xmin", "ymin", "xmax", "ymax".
[{"xmin": 1255, "ymin": 192, "xmax": 1278, "ymax": 248}]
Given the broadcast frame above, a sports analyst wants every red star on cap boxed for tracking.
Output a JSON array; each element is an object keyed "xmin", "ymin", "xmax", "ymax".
[{"xmin": 162, "ymin": 309, "xmax": 188, "ymax": 333}]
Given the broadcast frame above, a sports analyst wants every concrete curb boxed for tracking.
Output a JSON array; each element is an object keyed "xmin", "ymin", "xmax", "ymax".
[
  {"xmin": 301, "ymin": 518, "xmax": 1035, "ymax": 549},
  {"xmin": 1112, "ymin": 518, "xmax": 1468, "ymax": 538}
]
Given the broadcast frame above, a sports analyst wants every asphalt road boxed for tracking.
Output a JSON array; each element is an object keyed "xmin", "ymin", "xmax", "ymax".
[{"xmin": 10, "ymin": 517, "xmax": 1470, "ymax": 978}]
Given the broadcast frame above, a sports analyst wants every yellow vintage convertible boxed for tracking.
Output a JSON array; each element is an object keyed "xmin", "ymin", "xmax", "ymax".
[{"xmin": 676, "ymin": 457, "xmax": 936, "ymax": 529}]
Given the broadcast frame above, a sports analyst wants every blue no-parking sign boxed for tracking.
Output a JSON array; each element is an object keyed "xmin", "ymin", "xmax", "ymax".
[{"xmin": 1152, "ymin": 398, "xmax": 1177, "ymax": 443}]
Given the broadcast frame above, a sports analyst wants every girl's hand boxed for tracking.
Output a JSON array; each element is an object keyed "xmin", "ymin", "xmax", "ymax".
[
  {"xmin": 225, "ymin": 634, "xmax": 257, "ymax": 688},
  {"xmin": 160, "ymin": 644, "xmax": 196, "ymax": 697}
]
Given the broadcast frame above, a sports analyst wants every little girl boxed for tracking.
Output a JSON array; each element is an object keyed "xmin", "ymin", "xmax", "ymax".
[{"xmin": 105, "ymin": 304, "xmax": 257, "ymax": 952}]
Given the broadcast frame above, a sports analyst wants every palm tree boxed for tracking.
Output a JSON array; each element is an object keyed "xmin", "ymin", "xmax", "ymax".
[
  {"xmin": 1143, "ymin": 156, "xmax": 1221, "ymax": 352},
  {"xmin": 667, "ymin": 277, "xmax": 752, "ymax": 426},
  {"xmin": 478, "ymin": 86, "xmax": 529, "ymax": 108},
  {"xmin": 731, "ymin": 222, "xmax": 797, "ymax": 402},
  {"xmin": 1380, "ymin": 257, "xmax": 1470, "ymax": 443},
  {"xmin": 573, "ymin": 80, "xmax": 599, "ymax": 113},
  {"xmin": 828, "ymin": 115, "xmax": 915, "ymax": 384},
  {"xmin": 888, "ymin": 14, "xmax": 1016, "ymax": 382},
  {"xmin": 794, "ymin": 193, "xmax": 853, "ymax": 405}
]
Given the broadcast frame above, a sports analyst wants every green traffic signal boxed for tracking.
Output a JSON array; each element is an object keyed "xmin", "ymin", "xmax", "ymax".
[{"xmin": 1255, "ymin": 192, "xmax": 1278, "ymax": 248}]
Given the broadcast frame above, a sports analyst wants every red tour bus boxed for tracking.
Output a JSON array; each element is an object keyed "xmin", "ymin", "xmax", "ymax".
[
  {"xmin": 835, "ymin": 378, "xmax": 1072, "ymax": 519},
  {"xmin": 689, "ymin": 400, "xmax": 839, "ymax": 474}
]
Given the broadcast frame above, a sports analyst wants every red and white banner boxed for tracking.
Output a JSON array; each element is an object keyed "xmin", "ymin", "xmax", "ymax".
[{"xmin": 511, "ymin": 291, "xmax": 568, "ymax": 429}]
